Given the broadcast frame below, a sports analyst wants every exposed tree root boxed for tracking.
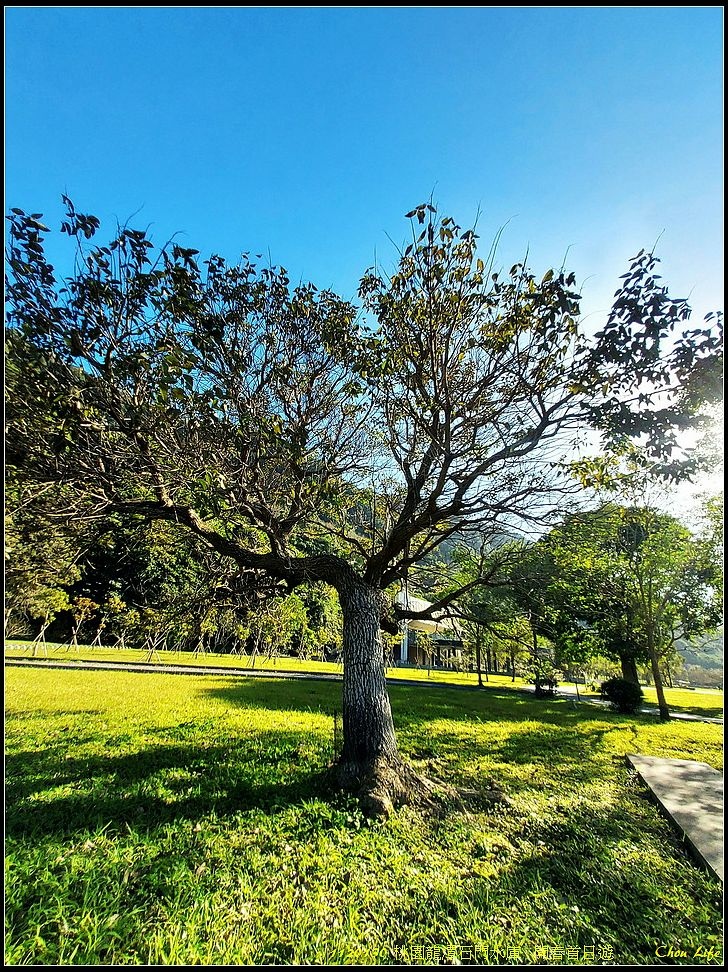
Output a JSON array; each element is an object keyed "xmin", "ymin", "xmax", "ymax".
[{"xmin": 329, "ymin": 754, "xmax": 457, "ymax": 819}]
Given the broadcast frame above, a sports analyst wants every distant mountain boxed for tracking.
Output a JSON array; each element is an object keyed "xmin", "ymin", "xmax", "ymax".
[{"xmin": 676, "ymin": 629, "xmax": 724, "ymax": 670}]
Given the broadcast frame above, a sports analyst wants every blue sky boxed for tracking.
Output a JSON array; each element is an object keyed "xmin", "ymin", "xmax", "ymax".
[{"xmin": 6, "ymin": 6, "xmax": 723, "ymax": 324}]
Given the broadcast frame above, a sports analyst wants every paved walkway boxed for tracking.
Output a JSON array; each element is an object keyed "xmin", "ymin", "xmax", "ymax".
[
  {"xmin": 627, "ymin": 755, "xmax": 723, "ymax": 882},
  {"xmin": 4, "ymin": 656, "xmax": 346, "ymax": 682},
  {"xmin": 555, "ymin": 683, "xmax": 723, "ymax": 725}
]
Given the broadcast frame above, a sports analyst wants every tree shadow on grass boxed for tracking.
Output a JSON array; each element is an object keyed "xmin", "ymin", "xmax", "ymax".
[
  {"xmin": 201, "ymin": 677, "xmax": 621, "ymax": 731},
  {"xmin": 5, "ymin": 728, "xmax": 339, "ymax": 840},
  {"xmin": 5, "ymin": 678, "xmax": 687, "ymax": 843},
  {"xmin": 200, "ymin": 680, "xmax": 638, "ymax": 801},
  {"xmin": 389, "ymin": 795, "xmax": 722, "ymax": 965}
]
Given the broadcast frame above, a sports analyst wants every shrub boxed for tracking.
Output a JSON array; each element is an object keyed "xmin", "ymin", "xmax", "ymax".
[{"xmin": 600, "ymin": 677, "xmax": 644, "ymax": 714}]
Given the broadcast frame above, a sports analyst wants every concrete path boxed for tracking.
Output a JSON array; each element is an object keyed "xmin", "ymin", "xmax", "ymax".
[
  {"xmin": 627, "ymin": 755, "xmax": 723, "ymax": 882},
  {"xmin": 4, "ymin": 656, "xmax": 345, "ymax": 682},
  {"xmin": 556, "ymin": 683, "xmax": 723, "ymax": 725}
]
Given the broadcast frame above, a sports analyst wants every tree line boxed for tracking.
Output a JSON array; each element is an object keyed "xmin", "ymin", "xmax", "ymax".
[{"xmin": 6, "ymin": 477, "xmax": 722, "ymax": 709}]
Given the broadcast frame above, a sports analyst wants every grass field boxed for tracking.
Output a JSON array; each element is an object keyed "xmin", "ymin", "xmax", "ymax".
[
  {"xmin": 4, "ymin": 640, "xmax": 531, "ymax": 689},
  {"xmin": 5, "ymin": 665, "xmax": 723, "ymax": 965},
  {"xmin": 5, "ymin": 640, "xmax": 723, "ymax": 717},
  {"xmin": 568, "ymin": 685, "xmax": 723, "ymax": 720},
  {"xmin": 639, "ymin": 686, "xmax": 723, "ymax": 720}
]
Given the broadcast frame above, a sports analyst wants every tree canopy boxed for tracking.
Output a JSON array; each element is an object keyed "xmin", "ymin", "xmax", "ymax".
[
  {"xmin": 7, "ymin": 200, "xmax": 722, "ymax": 603},
  {"xmin": 5, "ymin": 197, "xmax": 723, "ymax": 806}
]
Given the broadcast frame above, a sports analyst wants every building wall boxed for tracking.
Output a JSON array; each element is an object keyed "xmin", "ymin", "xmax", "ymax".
[{"xmin": 394, "ymin": 628, "xmax": 464, "ymax": 667}]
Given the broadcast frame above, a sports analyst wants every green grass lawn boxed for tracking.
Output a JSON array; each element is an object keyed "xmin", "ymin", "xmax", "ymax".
[
  {"xmin": 4, "ymin": 666, "xmax": 723, "ymax": 965},
  {"xmin": 5, "ymin": 640, "xmax": 723, "ymax": 717},
  {"xmin": 639, "ymin": 686, "xmax": 724, "ymax": 720},
  {"xmin": 573, "ymin": 684, "xmax": 723, "ymax": 720},
  {"xmin": 4, "ymin": 640, "xmax": 531, "ymax": 690}
]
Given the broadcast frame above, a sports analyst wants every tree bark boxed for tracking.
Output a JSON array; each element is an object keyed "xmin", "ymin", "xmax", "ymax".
[
  {"xmin": 648, "ymin": 644, "xmax": 670, "ymax": 720},
  {"xmin": 332, "ymin": 579, "xmax": 434, "ymax": 816},
  {"xmin": 339, "ymin": 582, "xmax": 398, "ymax": 765},
  {"xmin": 474, "ymin": 623, "xmax": 484, "ymax": 687},
  {"xmin": 620, "ymin": 654, "xmax": 640, "ymax": 685}
]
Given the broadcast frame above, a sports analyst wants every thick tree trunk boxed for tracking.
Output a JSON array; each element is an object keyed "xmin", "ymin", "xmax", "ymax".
[
  {"xmin": 333, "ymin": 580, "xmax": 435, "ymax": 816},
  {"xmin": 620, "ymin": 654, "xmax": 640, "ymax": 685},
  {"xmin": 340, "ymin": 582, "xmax": 398, "ymax": 765}
]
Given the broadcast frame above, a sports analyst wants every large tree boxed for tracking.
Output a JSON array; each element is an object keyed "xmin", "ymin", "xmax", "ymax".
[
  {"xmin": 509, "ymin": 509, "xmax": 648, "ymax": 685},
  {"xmin": 5, "ymin": 199, "xmax": 722, "ymax": 811},
  {"xmin": 615, "ymin": 503, "xmax": 723, "ymax": 717},
  {"xmin": 514, "ymin": 502, "xmax": 723, "ymax": 717}
]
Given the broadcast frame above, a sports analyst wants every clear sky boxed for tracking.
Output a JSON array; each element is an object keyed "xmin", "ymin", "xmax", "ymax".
[{"xmin": 6, "ymin": 6, "xmax": 723, "ymax": 324}]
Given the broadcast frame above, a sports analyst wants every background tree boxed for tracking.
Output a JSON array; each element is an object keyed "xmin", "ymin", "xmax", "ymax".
[
  {"xmin": 617, "ymin": 504, "xmax": 722, "ymax": 717},
  {"xmin": 5, "ymin": 200, "xmax": 722, "ymax": 811},
  {"xmin": 69, "ymin": 595, "xmax": 98, "ymax": 650},
  {"xmin": 102, "ymin": 593, "xmax": 140, "ymax": 650},
  {"xmin": 4, "ymin": 484, "xmax": 82, "ymax": 641},
  {"xmin": 519, "ymin": 503, "xmax": 723, "ymax": 717},
  {"xmin": 420, "ymin": 540, "xmax": 520, "ymax": 685},
  {"xmin": 512, "ymin": 511, "xmax": 648, "ymax": 685}
]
